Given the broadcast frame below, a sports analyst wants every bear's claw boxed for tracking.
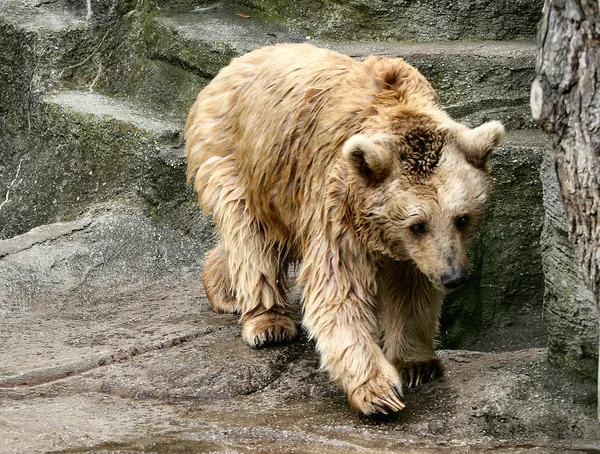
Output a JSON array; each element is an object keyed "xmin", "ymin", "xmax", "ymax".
[{"xmin": 400, "ymin": 357, "xmax": 445, "ymax": 388}]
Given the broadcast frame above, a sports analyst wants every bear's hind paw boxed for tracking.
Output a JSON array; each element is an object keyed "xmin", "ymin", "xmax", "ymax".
[{"xmin": 242, "ymin": 311, "xmax": 298, "ymax": 348}]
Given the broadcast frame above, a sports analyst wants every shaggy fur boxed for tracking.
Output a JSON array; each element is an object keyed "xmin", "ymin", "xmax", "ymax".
[{"xmin": 185, "ymin": 44, "xmax": 504, "ymax": 415}]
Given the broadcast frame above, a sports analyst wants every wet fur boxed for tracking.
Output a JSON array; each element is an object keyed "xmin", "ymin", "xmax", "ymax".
[{"xmin": 185, "ymin": 44, "xmax": 504, "ymax": 415}]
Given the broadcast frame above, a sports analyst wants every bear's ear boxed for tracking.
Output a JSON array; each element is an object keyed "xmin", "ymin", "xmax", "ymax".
[
  {"xmin": 458, "ymin": 121, "xmax": 505, "ymax": 170},
  {"xmin": 342, "ymin": 134, "xmax": 392, "ymax": 182}
]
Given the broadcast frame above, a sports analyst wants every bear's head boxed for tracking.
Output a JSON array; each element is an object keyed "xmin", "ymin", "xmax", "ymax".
[{"xmin": 341, "ymin": 117, "xmax": 504, "ymax": 291}]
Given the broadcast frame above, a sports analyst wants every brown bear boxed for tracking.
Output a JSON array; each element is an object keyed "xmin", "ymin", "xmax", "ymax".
[{"xmin": 185, "ymin": 43, "xmax": 504, "ymax": 415}]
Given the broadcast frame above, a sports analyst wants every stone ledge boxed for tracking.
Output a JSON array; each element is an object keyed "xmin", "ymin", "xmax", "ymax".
[
  {"xmin": 0, "ymin": 0, "xmax": 88, "ymax": 34},
  {"xmin": 0, "ymin": 218, "xmax": 91, "ymax": 258},
  {"xmin": 0, "ymin": 89, "xmax": 190, "ymax": 239},
  {"xmin": 44, "ymin": 91, "xmax": 182, "ymax": 139},
  {"xmin": 167, "ymin": 0, "xmax": 543, "ymax": 42}
]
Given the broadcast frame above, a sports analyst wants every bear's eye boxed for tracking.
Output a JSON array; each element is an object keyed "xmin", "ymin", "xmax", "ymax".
[
  {"xmin": 409, "ymin": 222, "xmax": 428, "ymax": 235},
  {"xmin": 456, "ymin": 214, "xmax": 470, "ymax": 230}
]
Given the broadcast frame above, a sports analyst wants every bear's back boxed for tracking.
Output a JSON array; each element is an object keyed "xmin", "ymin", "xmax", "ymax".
[
  {"xmin": 185, "ymin": 44, "xmax": 439, "ymax": 243},
  {"xmin": 185, "ymin": 45, "xmax": 362, "ymax": 227},
  {"xmin": 186, "ymin": 44, "xmax": 357, "ymax": 168}
]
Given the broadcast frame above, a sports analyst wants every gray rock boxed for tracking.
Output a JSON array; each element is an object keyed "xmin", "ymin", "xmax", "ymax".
[
  {"xmin": 0, "ymin": 0, "xmax": 88, "ymax": 32},
  {"xmin": 0, "ymin": 207, "xmax": 206, "ymax": 379},
  {"xmin": 0, "ymin": 89, "xmax": 197, "ymax": 240},
  {"xmin": 0, "ymin": 1, "xmax": 93, "ymax": 238}
]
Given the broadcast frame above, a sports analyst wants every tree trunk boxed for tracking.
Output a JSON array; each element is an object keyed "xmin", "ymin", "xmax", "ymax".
[{"xmin": 532, "ymin": 0, "xmax": 600, "ymax": 417}]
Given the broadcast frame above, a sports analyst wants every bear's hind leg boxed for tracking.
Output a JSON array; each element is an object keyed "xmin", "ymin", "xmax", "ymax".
[
  {"xmin": 234, "ymin": 248, "xmax": 297, "ymax": 347},
  {"xmin": 241, "ymin": 302, "xmax": 297, "ymax": 348},
  {"xmin": 203, "ymin": 241, "xmax": 238, "ymax": 314},
  {"xmin": 379, "ymin": 258, "xmax": 445, "ymax": 388},
  {"xmin": 214, "ymin": 201, "xmax": 297, "ymax": 347},
  {"xmin": 236, "ymin": 246, "xmax": 298, "ymax": 347}
]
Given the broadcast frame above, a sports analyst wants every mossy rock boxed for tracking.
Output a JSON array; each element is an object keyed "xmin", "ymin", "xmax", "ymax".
[{"xmin": 0, "ymin": 90, "xmax": 189, "ymax": 239}]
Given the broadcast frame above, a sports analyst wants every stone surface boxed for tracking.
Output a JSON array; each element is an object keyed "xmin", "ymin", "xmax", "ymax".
[
  {"xmin": 540, "ymin": 149, "xmax": 599, "ymax": 379},
  {"xmin": 0, "ymin": 209, "xmax": 598, "ymax": 453},
  {"xmin": 0, "ymin": 207, "xmax": 210, "ymax": 385},
  {"xmin": 0, "ymin": 1, "xmax": 93, "ymax": 238},
  {"xmin": 0, "ymin": 0, "xmax": 88, "ymax": 32}
]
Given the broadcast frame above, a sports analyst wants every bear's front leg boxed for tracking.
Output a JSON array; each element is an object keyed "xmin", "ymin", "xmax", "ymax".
[
  {"xmin": 300, "ymin": 241, "xmax": 405, "ymax": 415},
  {"xmin": 378, "ymin": 258, "xmax": 446, "ymax": 388}
]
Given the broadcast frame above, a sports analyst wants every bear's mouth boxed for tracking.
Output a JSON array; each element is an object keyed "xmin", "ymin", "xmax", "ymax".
[
  {"xmin": 426, "ymin": 272, "xmax": 470, "ymax": 292},
  {"xmin": 426, "ymin": 273, "xmax": 445, "ymax": 290}
]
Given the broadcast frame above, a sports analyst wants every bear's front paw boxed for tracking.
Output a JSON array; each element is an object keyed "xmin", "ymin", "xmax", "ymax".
[
  {"xmin": 399, "ymin": 357, "xmax": 445, "ymax": 388},
  {"xmin": 348, "ymin": 369, "xmax": 405, "ymax": 416}
]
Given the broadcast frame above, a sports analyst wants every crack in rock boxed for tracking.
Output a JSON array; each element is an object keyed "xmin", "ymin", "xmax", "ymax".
[
  {"xmin": 0, "ymin": 218, "xmax": 92, "ymax": 258},
  {"xmin": 239, "ymin": 342, "xmax": 309, "ymax": 397},
  {"xmin": 0, "ymin": 158, "xmax": 23, "ymax": 213},
  {"xmin": 0, "ymin": 326, "xmax": 224, "ymax": 388}
]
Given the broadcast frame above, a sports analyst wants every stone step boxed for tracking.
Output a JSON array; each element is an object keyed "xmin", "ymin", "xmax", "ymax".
[
  {"xmin": 0, "ymin": 1, "xmax": 90, "ymax": 239},
  {"xmin": 0, "ymin": 0, "xmax": 87, "ymax": 32},
  {"xmin": 162, "ymin": 0, "xmax": 543, "ymax": 42},
  {"xmin": 0, "ymin": 207, "xmax": 208, "ymax": 383},
  {"xmin": 141, "ymin": 11, "xmax": 536, "ymax": 129},
  {"xmin": 0, "ymin": 0, "xmax": 91, "ymax": 149},
  {"xmin": 0, "ymin": 89, "xmax": 199, "ymax": 239}
]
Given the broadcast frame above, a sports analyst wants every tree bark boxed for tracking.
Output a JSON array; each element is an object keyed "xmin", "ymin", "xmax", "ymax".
[{"xmin": 532, "ymin": 0, "xmax": 600, "ymax": 417}]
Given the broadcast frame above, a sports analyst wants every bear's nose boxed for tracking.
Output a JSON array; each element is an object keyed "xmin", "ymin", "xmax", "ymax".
[{"xmin": 441, "ymin": 266, "xmax": 469, "ymax": 290}]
